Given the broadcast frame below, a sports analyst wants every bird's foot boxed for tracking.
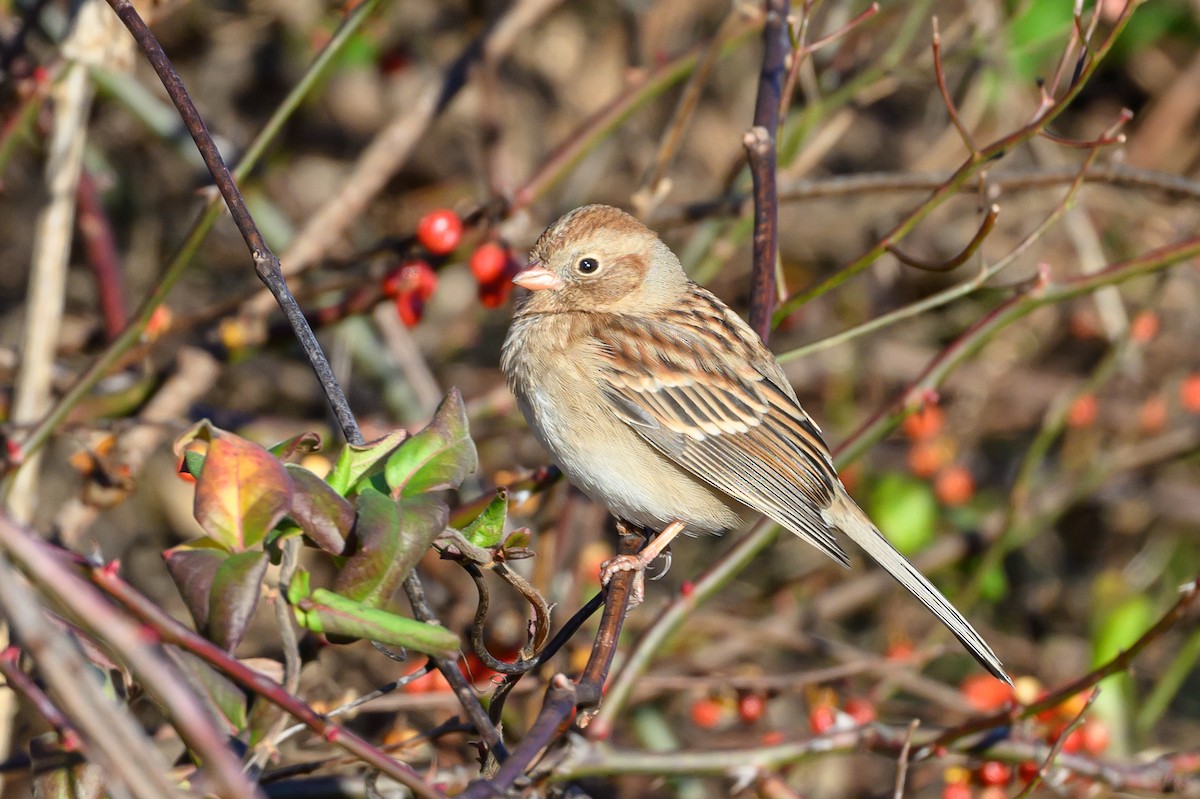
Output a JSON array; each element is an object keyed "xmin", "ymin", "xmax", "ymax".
[
  {"xmin": 599, "ymin": 520, "xmax": 686, "ymax": 607},
  {"xmin": 600, "ymin": 552, "xmax": 651, "ymax": 606}
]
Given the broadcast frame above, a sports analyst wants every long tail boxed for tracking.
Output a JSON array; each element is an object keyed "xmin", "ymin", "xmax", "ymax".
[{"xmin": 822, "ymin": 494, "xmax": 1011, "ymax": 684}]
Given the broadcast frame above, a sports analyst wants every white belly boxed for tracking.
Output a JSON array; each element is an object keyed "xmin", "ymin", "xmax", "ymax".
[{"xmin": 516, "ymin": 380, "xmax": 743, "ymax": 534}]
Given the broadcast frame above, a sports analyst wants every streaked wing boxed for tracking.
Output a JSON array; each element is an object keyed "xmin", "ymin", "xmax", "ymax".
[{"xmin": 594, "ymin": 290, "xmax": 849, "ymax": 567}]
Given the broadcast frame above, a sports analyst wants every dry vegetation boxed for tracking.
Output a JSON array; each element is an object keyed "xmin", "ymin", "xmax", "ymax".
[{"xmin": 1, "ymin": 0, "xmax": 1200, "ymax": 797}]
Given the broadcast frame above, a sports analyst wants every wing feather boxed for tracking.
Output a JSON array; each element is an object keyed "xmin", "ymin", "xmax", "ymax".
[{"xmin": 594, "ymin": 295, "xmax": 851, "ymax": 567}]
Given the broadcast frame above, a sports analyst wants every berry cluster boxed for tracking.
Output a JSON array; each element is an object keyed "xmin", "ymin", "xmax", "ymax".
[
  {"xmin": 380, "ymin": 209, "xmax": 520, "ymax": 326},
  {"xmin": 902, "ymin": 396, "xmax": 974, "ymax": 506},
  {"xmin": 945, "ymin": 675, "xmax": 1111, "ymax": 799}
]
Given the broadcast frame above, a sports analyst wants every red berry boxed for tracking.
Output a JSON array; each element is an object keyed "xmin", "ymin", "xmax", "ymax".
[
  {"xmin": 470, "ymin": 242, "xmax": 510, "ymax": 284},
  {"xmin": 935, "ymin": 465, "xmax": 975, "ymax": 506},
  {"xmin": 1018, "ymin": 762, "xmax": 1040, "ymax": 782},
  {"xmin": 907, "ymin": 438, "xmax": 953, "ymax": 478},
  {"xmin": 809, "ymin": 704, "xmax": 836, "ymax": 734},
  {"xmin": 1066, "ymin": 394, "xmax": 1098, "ymax": 428},
  {"xmin": 976, "ymin": 761, "xmax": 1011, "ymax": 787},
  {"xmin": 409, "ymin": 260, "xmax": 438, "ymax": 300},
  {"xmin": 843, "ymin": 698, "xmax": 876, "ymax": 725},
  {"xmin": 960, "ymin": 674, "xmax": 1014, "ymax": 713},
  {"xmin": 942, "ymin": 782, "xmax": 972, "ymax": 799},
  {"xmin": 886, "ymin": 639, "xmax": 915, "ymax": 663},
  {"xmin": 1181, "ymin": 373, "xmax": 1200, "ymax": 414},
  {"xmin": 1079, "ymin": 718, "xmax": 1110, "ymax": 754},
  {"xmin": 145, "ymin": 305, "xmax": 173, "ymax": 340},
  {"xmin": 394, "ymin": 292, "xmax": 424, "ymax": 327},
  {"xmin": 737, "ymin": 693, "xmax": 767, "ymax": 724},
  {"xmin": 903, "ymin": 404, "xmax": 945, "ymax": 440},
  {"xmin": 382, "ymin": 268, "xmax": 404, "ymax": 298},
  {"xmin": 1130, "ymin": 310, "xmax": 1159, "ymax": 344},
  {"xmin": 478, "ymin": 276, "xmax": 513, "ymax": 308},
  {"xmin": 383, "ymin": 260, "xmax": 437, "ymax": 300},
  {"xmin": 689, "ymin": 698, "xmax": 723, "ymax": 729},
  {"xmin": 1138, "ymin": 395, "xmax": 1168, "ymax": 434},
  {"xmin": 416, "ymin": 209, "xmax": 463, "ymax": 255}
]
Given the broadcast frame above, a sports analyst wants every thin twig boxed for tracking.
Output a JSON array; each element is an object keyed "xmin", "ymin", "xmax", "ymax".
[
  {"xmin": 771, "ymin": 0, "xmax": 1140, "ymax": 324},
  {"xmin": 931, "ymin": 17, "xmax": 977, "ymax": 156},
  {"xmin": 745, "ymin": 0, "xmax": 790, "ymax": 341},
  {"xmin": 893, "ymin": 719, "xmax": 919, "ymax": 799},
  {"xmin": 5, "ymin": 0, "xmax": 382, "ymax": 475},
  {"xmin": 1013, "ymin": 688, "xmax": 1100, "ymax": 799},
  {"xmin": 457, "ymin": 535, "xmax": 641, "ymax": 798},
  {"xmin": 652, "ymin": 163, "xmax": 1200, "ymax": 226},
  {"xmin": 885, "ymin": 204, "xmax": 998, "ymax": 272},
  {"xmin": 102, "ymin": 0, "xmax": 506, "ymax": 758},
  {"xmin": 633, "ymin": 9, "xmax": 752, "ymax": 217},
  {"xmin": 103, "ymin": 0, "xmax": 360, "ymax": 445},
  {"xmin": 510, "ymin": 31, "xmax": 757, "ymax": 214},
  {"xmin": 75, "ymin": 168, "xmax": 128, "ymax": 338},
  {"xmin": 0, "ymin": 648, "xmax": 81, "ymax": 751},
  {"xmin": 551, "ymin": 724, "xmax": 1198, "ymax": 792}
]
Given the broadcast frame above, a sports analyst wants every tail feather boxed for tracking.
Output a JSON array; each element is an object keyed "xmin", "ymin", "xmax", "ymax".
[{"xmin": 822, "ymin": 496, "xmax": 1011, "ymax": 685}]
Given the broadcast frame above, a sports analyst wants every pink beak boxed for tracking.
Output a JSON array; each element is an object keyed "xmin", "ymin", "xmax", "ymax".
[{"xmin": 512, "ymin": 263, "xmax": 564, "ymax": 291}]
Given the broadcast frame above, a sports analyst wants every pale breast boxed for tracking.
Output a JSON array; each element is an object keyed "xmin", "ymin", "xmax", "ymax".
[{"xmin": 501, "ymin": 312, "xmax": 743, "ymax": 534}]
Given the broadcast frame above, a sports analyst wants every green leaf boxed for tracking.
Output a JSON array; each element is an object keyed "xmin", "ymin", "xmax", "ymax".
[
  {"xmin": 207, "ymin": 550, "xmax": 269, "ymax": 651},
  {"xmin": 385, "ymin": 388, "xmax": 478, "ymax": 497},
  {"xmin": 163, "ymin": 540, "xmax": 227, "ymax": 632},
  {"xmin": 287, "ymin": 568, "xmax": 312, "ymax": 606},
  {"xmin": 326, "ymin": 429, "xmax": 408, "ymax": 495},
  {"xmin": 188, "ymin": 426, "xmax": 294, "ymax": 551},
  {"xmin": 268, "ymin": 431, "xmax": 323, "ymax": 461},
  {"xmin": 180, "ymin": 449, "xmax": 205, "ymax": 481},
  {"xmin": 173, "ymin": 651, "xmax": 249, "ymax": 732},
  {"xmin": 867, "ymin": 472, "xmax": 937, "ymax": 556},
  {"xmin": 1092, "ymin": 592, "xmax": 1154, "ymax": 666},
  {"xmin": 333, "ymin": 488, "xmax": 448, "ymax": 607},
  {"xmin": 294, "ymin": 588, "xmax": 459, "ymax": 657},
  {"xmin": 286, "ymin": 463, "xmax": 354, "ymax": 554},
  {"xmin": 1008, "ymin": 0, "xmax": 1075, "ymax": 81},
  {"xmin": 976, "ymin": 561, "xmax": 1010, "ymax": 603},
  {"xmin": 463, "ymin": 488, "xmax": 508, "ymax": 549},
  {"xmin": 1090, "ymin": 590, "xmax": 1154, "ymax": 757}
]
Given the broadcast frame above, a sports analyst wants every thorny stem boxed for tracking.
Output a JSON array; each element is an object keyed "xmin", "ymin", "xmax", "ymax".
[{"xmin": 91, "ymin": 564, "xmax": 447, "ymax": 799}]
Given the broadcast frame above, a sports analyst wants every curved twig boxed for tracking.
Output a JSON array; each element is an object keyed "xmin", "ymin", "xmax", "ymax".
[
  {"xmin": 931, "ymin": 17, "xmax": 977, "ymax": 156},
  {"xmin": 885, "ymin": 204, "xmax": 999, "ymax": 272},
  {"xmin": 464, "ymin": 562, "xmax": 542, "ymax": 676},
  {"xmin": 459, "ymin": 534, "xmax": 641, "ymax": 798}
]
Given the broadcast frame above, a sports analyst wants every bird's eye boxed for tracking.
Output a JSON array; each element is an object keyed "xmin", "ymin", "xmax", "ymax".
[{"xmin": 576, "ymin": 257, "xmax": 600, "ymax": 275}]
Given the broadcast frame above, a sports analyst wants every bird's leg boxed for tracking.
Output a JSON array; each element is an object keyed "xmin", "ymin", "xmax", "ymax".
[{"xmin": 600, "ymin": 520, "xmax": 686, "ymax": 606}]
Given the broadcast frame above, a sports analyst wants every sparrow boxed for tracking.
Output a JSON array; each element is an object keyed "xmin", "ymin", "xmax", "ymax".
[{"xmin": 500, "ymin": 204, "xmax": 1009, "ymax": 683}]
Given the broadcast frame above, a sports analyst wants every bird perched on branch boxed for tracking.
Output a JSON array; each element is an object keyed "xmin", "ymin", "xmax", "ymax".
[{"xmin": 500, "ymin": 204, "xmax": 1009, "ymax": 683}]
